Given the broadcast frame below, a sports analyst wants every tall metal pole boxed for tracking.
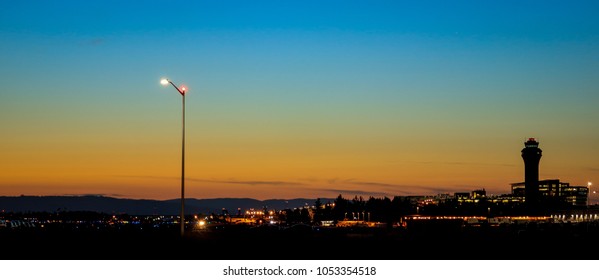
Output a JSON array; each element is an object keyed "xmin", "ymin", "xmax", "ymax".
[
  {"xmin": 181, "ymin": 91, "xmax": 185, "ymax": 237},
  {"xmin": 161, "ymin": 78, "xmax": 186, "ymax": 237}
]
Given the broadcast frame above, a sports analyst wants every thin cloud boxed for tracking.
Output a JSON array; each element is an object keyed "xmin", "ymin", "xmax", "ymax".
[
  {"xmin": 320, "ymin": 178, "xmax": 430, "ymax": 195},
  {"xmin": 115, "ymin": 175, "xmax": 481, "ymax": 196},
  {"xmin": 319, "ymin": 188, "xmax": 391, "ymax": 198},
  {"xmin": 328, "ymin": 179, "xmax": 476, "ymax": 196},
  {"xmin": 62, "ymin": 193, "xmax": 124, "ymax": 197},
  {"xmin": 298, "ymin": 177, "xmax": 320, "ymax": 183},
  {"xmin": 114, "ymin": 175, "xmax": 177, "ymax": 180},
  {"xmin": 195, "ymin": 179, "xmax": 305, "ymax": 186},
  {"xmin": 350, "ymin": 181, "xmax": 400, "ymax": 188},
  {"xmin": 326, "ymin": 178, "xmax": 355, "ymax": 185},
  {"xmin": 412, "ymin": 161, "xmax": 516, "ymax": 167},
  {"xmin": 114, "ymin": 175, "xmax": 305, "ymax": 186}
]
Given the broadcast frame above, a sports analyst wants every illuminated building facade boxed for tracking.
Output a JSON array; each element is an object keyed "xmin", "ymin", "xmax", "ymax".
[
  {"xmin": 511, "ymin": 179, "xmax": 588, "ymax": 207},
  {"xmin": 456, "ymin": 189, "xmax": 487, "ymax": 204}
]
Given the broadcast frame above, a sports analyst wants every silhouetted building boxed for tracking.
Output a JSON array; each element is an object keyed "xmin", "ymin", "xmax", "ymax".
[
  {"xmin": 471, "ymin": 189, "xmax": 486, "ymax": 199},
  {"xmin": 488, "ymin": 194, "xmax": 524, "ymax": 204},
  {"xmin": 511, "ymin": 179, "xmax": 588, "ymax": 208},
  {"xmin": 455, "ymin": 189, "xmax": 486, "ymax": 204},
  {"xmin": 561, "ymin": 185, "xmax": 589, "ymax": 207},
  {"xmin": 521, "ymin": 138, "xmax": 542, "ymax": 209},
  {"xmin": 454, "ymin": 192, "xmax": 470, "ymax": 202}
]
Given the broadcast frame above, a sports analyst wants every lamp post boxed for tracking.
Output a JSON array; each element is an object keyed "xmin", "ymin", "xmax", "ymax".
[{"xmin": 160, "ymin": 78, "xmax": 187, "ymax": 237}]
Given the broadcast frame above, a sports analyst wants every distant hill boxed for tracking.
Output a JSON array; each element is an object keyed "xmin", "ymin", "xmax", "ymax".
[{"xmin": 0, "ymin": 195, "xmax": 337, "ymax": 215}]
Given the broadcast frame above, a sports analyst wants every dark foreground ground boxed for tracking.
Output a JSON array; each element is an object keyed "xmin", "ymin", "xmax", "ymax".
[{"xmin": 3, "ymin": 221, "xmax": 599, "ymax": 260}]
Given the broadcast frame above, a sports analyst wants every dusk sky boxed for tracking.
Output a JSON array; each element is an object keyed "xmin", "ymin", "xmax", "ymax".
[{"xmin": 1, "ymin": 1, "xmax": 598, "ymax": 202}]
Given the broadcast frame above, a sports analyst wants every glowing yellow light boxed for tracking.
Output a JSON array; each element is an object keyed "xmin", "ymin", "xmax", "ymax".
[{"xmin": 160, "ymin": 78, "xmax": 169, "ymax": 85}]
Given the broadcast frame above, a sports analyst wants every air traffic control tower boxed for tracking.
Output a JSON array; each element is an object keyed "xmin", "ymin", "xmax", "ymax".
[{"xmin": 521, "ymin": 138, "xmax": 542, "ymax": 208}]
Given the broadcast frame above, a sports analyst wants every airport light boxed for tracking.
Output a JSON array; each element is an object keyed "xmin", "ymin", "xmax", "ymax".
[{"xmin": 589, "ymin": 182, "xmax": 594, "ymax": 206}]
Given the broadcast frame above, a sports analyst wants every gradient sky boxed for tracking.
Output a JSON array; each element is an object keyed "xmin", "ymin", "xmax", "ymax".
[{"xmin": 1, "ymin": 1, "xmax": 598, "ymax": 202}]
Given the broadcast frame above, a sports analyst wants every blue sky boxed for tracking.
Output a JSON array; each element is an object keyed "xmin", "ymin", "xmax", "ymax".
[{"xmin": 1, "ymin": 1, "xmax": 598, "ymax": 200}]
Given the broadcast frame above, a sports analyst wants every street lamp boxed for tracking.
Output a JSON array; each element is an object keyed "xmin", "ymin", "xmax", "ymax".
[{"xmin": 160, "ymin": 78, "xmax": 187, "ymax": 237}]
